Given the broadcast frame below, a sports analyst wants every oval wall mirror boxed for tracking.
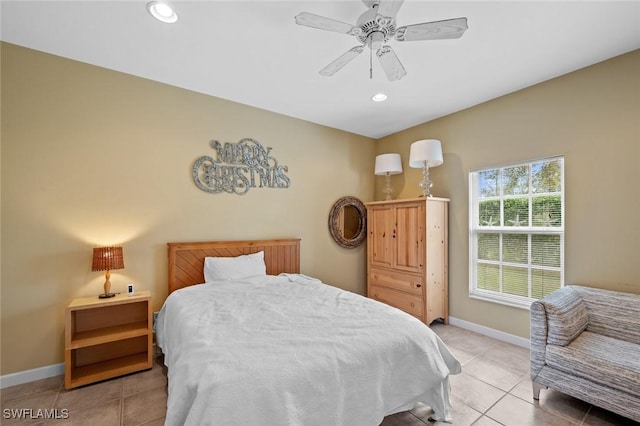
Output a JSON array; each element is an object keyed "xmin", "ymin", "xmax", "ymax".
[{"xmin": 328, "ymin": 196, "xmax": 367, "ymax": 249}]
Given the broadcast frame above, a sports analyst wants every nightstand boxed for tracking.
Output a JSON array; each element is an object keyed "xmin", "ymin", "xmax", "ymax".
[{"xmin": 64, "ymin": 290, "xmax": 153, "ymax": 389}]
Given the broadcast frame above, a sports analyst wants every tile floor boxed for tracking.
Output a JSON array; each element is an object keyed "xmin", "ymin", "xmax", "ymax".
[{"xmin": 1, "ymin": 324, "xmax": 638, "ymax": 425}]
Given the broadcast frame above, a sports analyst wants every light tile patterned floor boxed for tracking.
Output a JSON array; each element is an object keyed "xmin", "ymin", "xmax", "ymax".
[{"xmin": 1, "ymin": 324, "xmax": 637, "ymax": 425}]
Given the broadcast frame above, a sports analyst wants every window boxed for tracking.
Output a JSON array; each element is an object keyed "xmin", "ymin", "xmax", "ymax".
[{"xmin": 469, "ymin": 156, "xmax": 564, "ymax": 308}]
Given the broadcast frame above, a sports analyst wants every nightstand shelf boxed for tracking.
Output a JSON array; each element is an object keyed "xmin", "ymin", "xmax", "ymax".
[
  {"xmin": 65, "ymin": 291, "xmax": 152, "ymax": 389},
  {"xmin": 67, "ymin": 352, "xmax": 151, "ymax": 389},
  {"xmin": 69, "ymin": 321, "xmax": 150, "ymax": 348}
]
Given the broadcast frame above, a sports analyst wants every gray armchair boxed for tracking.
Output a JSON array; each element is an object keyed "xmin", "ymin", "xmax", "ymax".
[{"xmin": 530, "ymin": 285, "xmax": 640, "ymax": 422}]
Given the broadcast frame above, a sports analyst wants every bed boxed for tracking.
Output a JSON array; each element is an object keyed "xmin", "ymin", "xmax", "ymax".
[{"xmin": 156, "ymin": 239, "xmax": 461, "ymax": 425}]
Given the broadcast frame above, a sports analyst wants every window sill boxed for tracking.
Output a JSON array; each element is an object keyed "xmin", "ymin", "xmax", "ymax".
[{"xmin": 469, "ymin": 290, "xmax": 534, "ymax": 310}]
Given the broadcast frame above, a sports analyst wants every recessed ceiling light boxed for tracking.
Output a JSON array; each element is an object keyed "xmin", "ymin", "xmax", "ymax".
[
  {"xmin": 147, "ymin": 1, "xmax": 178, "ymax": 24},
  {"xmin": 372, "ymin": 93, "xmax": 388, "ymax": 102}
]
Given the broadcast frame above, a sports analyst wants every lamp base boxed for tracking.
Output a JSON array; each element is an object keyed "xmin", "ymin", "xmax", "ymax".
[
  {"xmin": 419, "ymin": 163, "xmax": 434, "ymax": 198},
  {"xmin": 383, "ymin": 173, "xmax": 394, "ymax": 201},
  {"xmin": 99, "ymin": 293, "xmax": 116, "ymax": 299}
]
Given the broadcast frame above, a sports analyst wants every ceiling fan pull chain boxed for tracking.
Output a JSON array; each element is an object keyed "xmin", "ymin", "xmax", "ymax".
[{"xmin": 369, "ymin": 40, "xmax": 373, "ymax": 79}]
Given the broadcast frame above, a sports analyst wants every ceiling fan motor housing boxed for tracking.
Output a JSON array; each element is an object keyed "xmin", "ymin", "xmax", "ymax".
[{"xmin": 355, "ymin": 5, "xmax": 397, "ymax": 47}]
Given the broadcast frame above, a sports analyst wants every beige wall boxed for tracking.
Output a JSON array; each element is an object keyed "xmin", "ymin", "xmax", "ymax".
[
  {"xmin": 376, "ymin": 50, "xmax": 640, "ymax": 338},
  {"xmin": 1, "ymin": 43, "xmax": 375, "ymax": 375},
  {"xmin": 2, "ymin": 42, "xmax": 638, "ymax": 376}
]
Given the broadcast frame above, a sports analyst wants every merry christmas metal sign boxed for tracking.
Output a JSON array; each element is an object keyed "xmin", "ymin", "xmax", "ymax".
[{"xmin": 192, "ymin": 138, "xmax": 290, "ymax": 195}]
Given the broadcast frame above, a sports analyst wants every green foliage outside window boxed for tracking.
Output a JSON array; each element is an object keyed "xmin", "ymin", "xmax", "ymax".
[{"xmin": 478, "ymin": 196, "xmax": 562, "ymax": 227}]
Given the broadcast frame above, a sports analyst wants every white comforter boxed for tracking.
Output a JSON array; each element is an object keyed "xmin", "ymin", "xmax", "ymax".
[{"xmin": 156, "ymin": 274, "xmax": 461, "ymax": 426}]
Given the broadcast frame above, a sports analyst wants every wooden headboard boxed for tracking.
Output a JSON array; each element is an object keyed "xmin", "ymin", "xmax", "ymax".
[{"xmin": 167, "ymin": 239, "xmax": 301, "ymax": 294}]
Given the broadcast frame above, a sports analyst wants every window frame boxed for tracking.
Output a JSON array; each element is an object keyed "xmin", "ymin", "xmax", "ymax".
[{"xmin": 468, "ymin": 156, "xmax": 565, "ymax": 309}]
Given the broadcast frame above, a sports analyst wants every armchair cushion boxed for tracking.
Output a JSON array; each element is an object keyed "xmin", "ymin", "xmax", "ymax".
[
  {"xmin": 546, "ymin": 331, "xmax": 640, "ymax": 397},
  {"xmin": 543, "ymin": 286, "xmax": 588, "ymax": 346}
]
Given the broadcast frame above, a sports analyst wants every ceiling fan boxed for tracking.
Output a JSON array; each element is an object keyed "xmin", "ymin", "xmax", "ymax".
[{"xmin": 295, "ymin": 0, "xmax": 468, "ymax": 82}]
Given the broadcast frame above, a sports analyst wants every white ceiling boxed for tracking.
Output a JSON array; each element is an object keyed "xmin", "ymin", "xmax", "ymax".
[{"xmin": 2, "ymin": 1, "xmax": 639, "ymax": 139}]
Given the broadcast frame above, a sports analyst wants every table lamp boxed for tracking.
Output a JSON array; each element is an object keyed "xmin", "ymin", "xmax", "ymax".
[
  {"xmin": 375, "ymin": 153, "xmax": 403, "ymax": 200},
  {"xmin": 409, "ymin": 139, "xmax": 443, "ymax": 197},
  {"xmin": 92, "ymin": 246, "xmax": 124, "ymax": 298}
]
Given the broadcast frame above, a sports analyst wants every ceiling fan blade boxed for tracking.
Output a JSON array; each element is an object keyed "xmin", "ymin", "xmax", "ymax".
[
  {"xmin": 396, "ymin": 17, "xmax": 468, "ymax": 41},
  {"xmin": 376, "ymin": 45, "xmax": 407, "ymax": 81},
  {"xmin": 319, "ymin": 46, "xmax": 365, "ymax": 76},
  {"xmin": 295, "ymin": 12, "xmax": 357, "ymax": 34},
  {"xmin": 376, "ymin": 0, "xmax": 404, "ymax": 18}
]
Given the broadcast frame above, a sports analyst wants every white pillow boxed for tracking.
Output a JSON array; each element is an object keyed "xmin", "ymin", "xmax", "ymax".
[{"xmin": 204, "ymin": 251, "xmax": 267, "ymax": 282}]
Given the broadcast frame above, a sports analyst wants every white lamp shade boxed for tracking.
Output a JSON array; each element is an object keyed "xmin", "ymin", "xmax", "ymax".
[
  {"xmin": 409, "ymin": 139, "xmax": 443, "ymax": 168},
  {"xmin": 374, "ymin": 153, "xmax": 403, "ymax": 175}
]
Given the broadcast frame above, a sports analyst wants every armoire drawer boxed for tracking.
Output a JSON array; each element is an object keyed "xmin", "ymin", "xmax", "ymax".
[
  {"xmin": 369, "ymin": 285, "xmax": 424, "ymax": 319},
  {"xmin": 369, "ymin": 268, "xmax": 423, "ymax": 296}
]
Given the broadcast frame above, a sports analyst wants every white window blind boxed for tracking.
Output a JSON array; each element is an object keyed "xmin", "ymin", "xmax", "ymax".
[{"xmin": 469, "ymin": 156, "xmax": 564, "ymax": 308}]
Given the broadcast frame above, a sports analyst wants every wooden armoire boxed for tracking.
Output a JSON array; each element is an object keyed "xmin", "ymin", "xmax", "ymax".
[{"xmin": 365, "ymin": 197, "xmax": 449, "ymax": 325}]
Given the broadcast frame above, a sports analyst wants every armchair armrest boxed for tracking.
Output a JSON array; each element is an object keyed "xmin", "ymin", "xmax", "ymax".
[
  {"xmin": 529, "ymin": 286, "xmax": 589, "ymax": 380},
  {"xmin": 530, "ymin": 300, "xmax": 548, "ymax": 380}
]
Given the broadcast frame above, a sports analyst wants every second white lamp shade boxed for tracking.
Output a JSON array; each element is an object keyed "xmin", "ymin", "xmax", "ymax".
[{"xmin": 409, "ymin": 139, "xmax": 443, "ymax": 168}]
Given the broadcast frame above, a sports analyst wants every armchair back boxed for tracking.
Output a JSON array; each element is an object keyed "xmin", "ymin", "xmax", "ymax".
[{"xmin": 575, "ymin": 286, "xmax": 640, "ymax": 345}]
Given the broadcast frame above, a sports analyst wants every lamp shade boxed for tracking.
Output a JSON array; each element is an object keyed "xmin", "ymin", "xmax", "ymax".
[
  {"xmin": 409, "ymin": 139, "xmax": 443, "ymax": 168},
  {"xmin": 374, "ymin": 153, "xmax": 403, "ymax": 175},
  {"xmin": 91, "ymin": 246, "xmax": 124, "ymax": 272}
]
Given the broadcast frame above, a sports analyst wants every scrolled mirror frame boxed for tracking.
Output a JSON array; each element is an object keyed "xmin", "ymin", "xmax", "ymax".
[{"xmin": 328, "ymin": 196, "xmax": 367, "ymax": 249}]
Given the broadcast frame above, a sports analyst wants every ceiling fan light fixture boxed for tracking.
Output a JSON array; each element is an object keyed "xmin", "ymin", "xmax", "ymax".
[
  {"xmin": 368, "ymin": 31, "xmax": 385, "ymax": 51},
  {"xmin": 147, "ymin": 1, "xmax": 178, "ymax": 24},
  {"xmin": 372, "ymin": 93, "xmax": 388, "ymax": 102}
]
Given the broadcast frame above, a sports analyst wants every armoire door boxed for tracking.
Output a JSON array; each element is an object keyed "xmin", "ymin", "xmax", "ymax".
[
  {"xmin": 393, "ymin": 201, "xmax": 424, "ymax": 274},
  {"xmin": 367, "ymin": 205, "xmax": 394, "ymax": 269}
]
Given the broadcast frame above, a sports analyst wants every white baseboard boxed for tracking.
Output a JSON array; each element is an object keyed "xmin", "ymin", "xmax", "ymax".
[
  {"xmin": 0, "ymin": 363, "xmax": 65, "ymax": 389},
  {"xmin": 448, "ymin": 316, "xmax": 530, "ymax": 349}
]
